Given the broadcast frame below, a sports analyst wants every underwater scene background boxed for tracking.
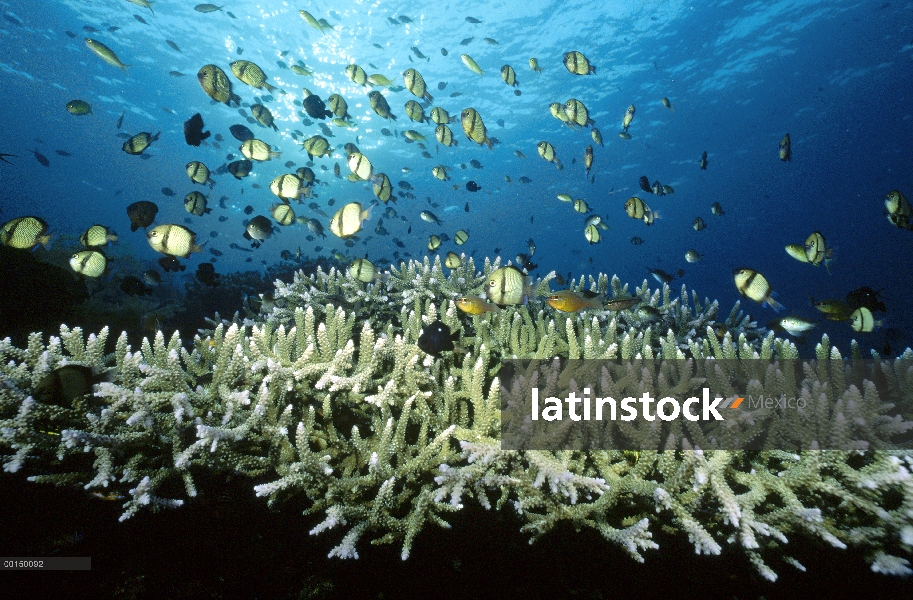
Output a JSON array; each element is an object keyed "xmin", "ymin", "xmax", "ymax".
[{"xmin": 1, "ymin": 0, "xmax": 912, "ymax": 598}]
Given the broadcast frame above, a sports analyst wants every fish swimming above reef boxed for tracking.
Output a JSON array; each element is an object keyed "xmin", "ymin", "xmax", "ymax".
[
  {"xmin": 733, "ymin": 268, "xmax": 784, "ymax": 312},
  {"xmin": 417, "ymin": 320, "xmax": 460, "ymax": 357},
  {"xmin": 546, "ymin": 290, "xmax": 604, "ymax": 313},
  {"xmin": 485, "ymin": 266, "xmax": 531, "ymax": 305},
  {"xmin": 147, "ymin": 224, "xmax": 203, "ymax": 258},
  {"xmin": 126, "ymin": 201, "xmax": 158, "ymax": 231},
  {"xmin": 0, "ymin": 216, "xmax": 51, "ymax": 249}
]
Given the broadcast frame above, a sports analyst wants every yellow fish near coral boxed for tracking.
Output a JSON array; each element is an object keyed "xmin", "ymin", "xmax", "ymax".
[
  {"xmin": 733, "ymin": 268, "xmax": 784, "ymax": 312},
  {"xmin": 546, "ymin": 290, "xmax": 604, "ymax": 313},
  {"xmin": 485, "ymin": 266, "xmax": 530, "ymax": 305},
  {"xmin": 455, "ymin": 296, "xmax": 501, "ymax": 315}
]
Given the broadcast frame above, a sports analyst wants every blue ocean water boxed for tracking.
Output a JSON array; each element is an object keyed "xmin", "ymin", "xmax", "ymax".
[{"xmin": 0, "ymin": 0, "xmax": 911, "ymax": 355}]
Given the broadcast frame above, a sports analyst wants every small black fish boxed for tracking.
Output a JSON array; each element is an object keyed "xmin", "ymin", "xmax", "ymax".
[
  {"xmin": 116, "ymin": 111, "xmax": 125, "ymax": 129},
  {"xmin": 846, "ymin": 286, "xmax": 886, "ymax": 313},
  {"xmin": 218, "ymin": 216, "xmax": 228, "ymax": 222},
  {"xmin": 410, "ymin": 46, "xmax": 427, "ymax": 60},
  {"xmin": 31, "ymin": 149, "xmax": 50, "ymax": 167},
  {"xmin": 108, "ymin": 26, "xmax": 120, "ymax": 33},
  {"xmin": 183, "ymin": 113, "xmax": 211, "ymax": 147},
  {"xmin": 243, "ymin": 205, "xmax": 254, "ymax": 215},
  {"xmin": 459, "ymin": 37, "xmax": 474, "ymax": 45},
  {"xmin": 166, "ymin": 40, "xmax": 181, "ymax": 53},
  {"xmin": 65, "ymin": 30, "xmax": 77, "ymax": 38},
  {"xmin": 161, "ymin": 187, "xmax": 175, "ymax": 196},
  {"xmin": 639, "ymin": 175, "xmax": 652, "ymax": 194},
  {"xmin": 55, "ymin": 150, "xmax": 71, "ymax": 156},
  {"xmin": 493, "ymin": 247, "xmax": 500, "ymax": 254},
  {"xmin": 466, "ymin": 181, "xmax": 481, "ymax": 192},
  {"xmin": 465, "ymin": 17, "xmax": 482, "ymax": 24},
  {"xmin": 516, "ymin": 253, "xmax": 538, "ymax": 272},
  {"xmin": 449, "ymin": 92, "xmax": 462, "ymax": 97},
  {"xmin": 83, "ymin": 25, "xmax": 99, "ymax": 32},
  {"xmin": 210, "ymin": 248, "xmax": 223, "ymax": 256},
  {"xmin": 237, "ymin": 47, "xmax": 243, "ymax": 55},
  {"xmin": 134, "ymin": 14, "xmax": 148, "ymax": 25},
  {"xmin": 195, "ymin": 262, "xmax": 220, "ymax": 287},
  {"xmin": 120, "ymin": 275, "xmax": 152, "ymax": 296},
  {"xmin": 437, "ymin": 81, "xmax": 448, "ymax": 90},
  {"xmin": 158, "ymin": 256, "xmax": 185, "ymax": 272},
  {"xmin": 417, "ymin": 320, "xmax": 460, "ymax": 357},
  {"xmin": 464, "ymin": 202, "xmax": 469, "ymax": 212},
  {"xmin": 372, "ymin": 43, "xmax": 383, "ymax": 49},
  {"xmin": 302, "ymin": 94, "xmax": 332, "ymax": 120},
  {"xmin": 631, "ymin": 236, "xmax": 644, "ymax": 245},
  {"xmin": 399, "ymin": 15, "xmax": 412, "ymax": 23},
  {"xmin": 647, "ymin": 268, "xmax": 675, "ymax": 285},
  {"xmin": 441, "ymin": 48, "xmax": 448, "ymax": 56},
  {"xmin": 169, "ymin": 71, "xmax": 185, "ymax": 77},
  {"xmin": 229, "ymin": 124, "xmax": 255, "ymax": 142},
  {"xmin": 226, "ymin": 11, "xmax": 236, "ymax": 18}
]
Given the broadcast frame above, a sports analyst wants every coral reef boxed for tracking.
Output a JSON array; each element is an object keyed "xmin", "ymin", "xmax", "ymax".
[{"xmin": 1, "ymin": 258, "xmax": 911, "ymax": 581}]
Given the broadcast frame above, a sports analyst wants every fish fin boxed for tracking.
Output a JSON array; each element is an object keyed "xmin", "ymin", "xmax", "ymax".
[{"xmin": 764, "ymin": 295, "xmax": 785, "ymax": 313}]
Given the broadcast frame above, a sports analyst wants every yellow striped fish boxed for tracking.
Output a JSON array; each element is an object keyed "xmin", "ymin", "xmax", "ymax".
[
  {"xmin": 460, "ymin": 108, "xmax": 492, "ymax": 149},
  {"xmin": 230, "ymin": 61, "xmax": 278, "ymax": 94}
]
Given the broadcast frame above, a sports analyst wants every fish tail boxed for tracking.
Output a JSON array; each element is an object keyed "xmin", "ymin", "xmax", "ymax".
[
  {"xmin": 425, "ymin": 92, "xmax": 434, "ymax": 102},
  {"xmin": 120, "ymin": 64, "xmax": 131, "ymax": 72},
  {"xmin": 765, "ymin": 295, "xmax": 785, "ymax": 313}
]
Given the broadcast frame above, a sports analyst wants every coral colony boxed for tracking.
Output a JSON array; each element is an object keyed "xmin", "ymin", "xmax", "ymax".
[{"xmin": 2, "ymin": 257, "xmax": 911, "ymax": 581}]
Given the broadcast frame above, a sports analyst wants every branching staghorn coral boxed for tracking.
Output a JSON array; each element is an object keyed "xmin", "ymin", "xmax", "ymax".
[{"xmin": 0, "ymin": 259, "xmax": 911, "ymax": 580}]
